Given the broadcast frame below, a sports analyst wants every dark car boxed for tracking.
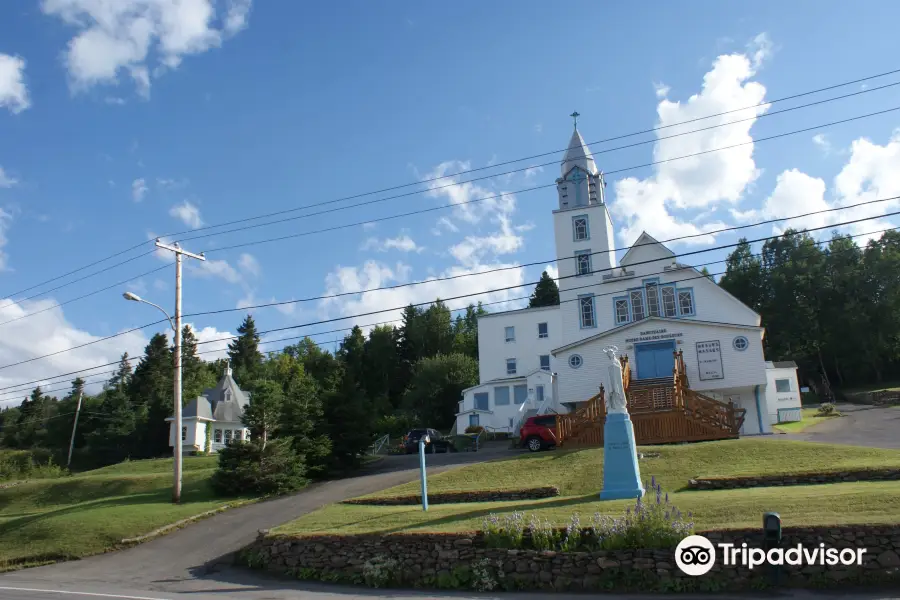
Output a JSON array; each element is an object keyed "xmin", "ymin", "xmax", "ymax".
[
  {"xmin": 403, "ymin": 428, "xmax": 453, "ymax": 454},
  {"xmin": 520, "ymin": 415, "xmax": 558, "ymax": 452}
]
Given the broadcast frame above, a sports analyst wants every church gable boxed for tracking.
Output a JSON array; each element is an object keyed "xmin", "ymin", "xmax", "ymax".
[{"xmin": 619, "ymin": 232, "xmax": 676, "ymax": 268}]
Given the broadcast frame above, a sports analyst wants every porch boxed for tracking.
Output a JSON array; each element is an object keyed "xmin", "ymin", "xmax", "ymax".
[{"xmin": 556, "ymin": 350, "xmax": 746, "ymax": 446}]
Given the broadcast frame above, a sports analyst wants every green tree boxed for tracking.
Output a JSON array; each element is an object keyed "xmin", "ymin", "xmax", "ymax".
[
  {"xmin": 403, "ymin": 353, "xmax": 478, "ymax": 429},
  {"xmin": 451, "ymin": 303, "xmax": 487, "ymax": 360},
  {"xmin": 129, "ymin": 333, "xmax": 173, "ymax": 457},
  {"xmin": 242, "ymin": 379, "xmax": 283, "ymax": 450},
  {"xmin": 362, "ymin": 325, "xmax": 400, "ymax": 411},
  {"xmin": 528, "ymin": 271, "xmax": 560, "ymax": 307},
  {"xmin": 87, "ymin": 355, "xmax": 142, "ymax": 465},
  {"xmin": 323, "ymin": 375, "xmax": 373, "ymax": 472},
  {"xmin": 182, "ymin": 325, "xmax": 216, "ymax": 402},
  {"xmin": 227, "ymin": 315, "xmax": 264, "ymax": 385},
  {"xmin": 210, "ymin": 437, "xmax": 307, "ymax": 496}
]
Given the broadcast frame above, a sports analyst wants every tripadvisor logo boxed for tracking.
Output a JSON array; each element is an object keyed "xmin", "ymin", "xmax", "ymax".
[{"xmin": 675, "ymin": 535, "xmax": 867, "ymax": 576}]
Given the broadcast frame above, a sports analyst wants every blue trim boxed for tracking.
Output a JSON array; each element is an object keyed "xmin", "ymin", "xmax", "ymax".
[
  {"xmin": 613, "ymin": 296, "xmax": 630, "ymax": 325},
  {"xmin": 569, "ymin": 354, "xmax": 583, "ymax": 369},
  {"xmin": 575, "ymin": 249, "xmax": 592, "ymax": 276},
  {"xmin": 572, "ymin": 214, "xmax": 590, "ymax": 241},
  {"xmin": 660, "ymin": 284, "xmax": 677, "ymax": 317},
  {"xmin": 754, "ymin": 384, "xmax": 764, "ymax": 434},
  {"xmin": 641, "ymin": 277, "xmax": 660, "ymax": 284},
  {"xmin": 733, "ymin": 336, "xmax": 749, "ymax": 351},
  {"xmin": 578, "ymin": 294, "xmax": 597, "ymax": 329},
  {"xmin": 634, "ymin": 339, "xmax": 677, "ymax": 380}
]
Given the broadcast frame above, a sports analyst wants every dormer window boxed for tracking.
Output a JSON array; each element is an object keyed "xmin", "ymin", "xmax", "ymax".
[{"xmin": 224, "ymin": 390, "xmax": 231, "ymax": 402}]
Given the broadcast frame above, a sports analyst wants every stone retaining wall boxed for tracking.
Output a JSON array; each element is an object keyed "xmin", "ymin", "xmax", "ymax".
[
  {"xmin": 688, "ymin": 469, "xmax": 900, "ymax": 490},
  {"xmin": 240, "ymin": 525, "xmax": 900, "ymax": 592},
  {"xmin": 342, "ymin": 487, "xmax": 560, "ymax": 506}
]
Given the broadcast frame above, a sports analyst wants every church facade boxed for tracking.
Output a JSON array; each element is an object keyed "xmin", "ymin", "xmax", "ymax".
[{"xmin": 455, "ymin": 125, "xmax": 798, "ymax": 438}]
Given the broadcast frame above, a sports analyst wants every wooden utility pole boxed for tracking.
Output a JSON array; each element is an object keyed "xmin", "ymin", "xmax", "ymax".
[{"xmin": 67, "ymin": 392, "xmax": 83, "ymax": 469}]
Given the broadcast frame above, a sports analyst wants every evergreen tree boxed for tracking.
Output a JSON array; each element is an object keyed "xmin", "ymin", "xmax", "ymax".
[
  {"xmin": 323, "ymin": 375, "xmax": 373, "ymax": 472},
  {"xmin": 227, "ymin": 315, "xmax": 263, "ymax": 385},
  {"xmin": 362, "ymin": 325, "xmax": 400, "ymax": 411},
  {"xmin": 242, "ymin": 379, "xmax": 283, "ymax": 450},
  {"xmin": 181, "ymin": 325, "xmax": 215, "ymax": 402},
  {"xmin": 403, "ymin": 353, "xmax": 478, "ymax": 428},
  {"xmin": 528, "ymin": 271, "xmax": 560, "ymax": 307},
  {"xmin": 129, "ymin": 333, "xmax": 173, "ymax": 457}
]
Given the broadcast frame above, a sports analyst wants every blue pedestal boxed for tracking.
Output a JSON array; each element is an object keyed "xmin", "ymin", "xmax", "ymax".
[{"xmin": 599, "ymin": 412, "xmax": 645, "ymax": 501}]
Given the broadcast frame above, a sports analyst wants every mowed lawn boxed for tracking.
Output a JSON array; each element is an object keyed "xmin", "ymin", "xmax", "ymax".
[
  {"xmin": 277, "ymin": 439, "xmax": 900, "ymax": 536},
  {"xmin": 0, "ymin": 455, "xmax": 247, "ymax": 569}
]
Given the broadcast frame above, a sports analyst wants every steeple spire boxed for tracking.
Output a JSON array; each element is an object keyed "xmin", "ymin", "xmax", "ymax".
[
  {"xmin": 570, "ymin": 111, "xmax": 580, "ymax": 129},
  {"xmin": 224, "ymin": 359, "xmax": 232, "ymax": 378}
]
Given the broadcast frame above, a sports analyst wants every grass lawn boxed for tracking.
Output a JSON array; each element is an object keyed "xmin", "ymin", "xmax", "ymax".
[
  {"xmin": 0, "ymin": 455, "xmax": 248, "ymax": 570},
  {"xmin": 841, "ymin": 381, "xmax": 900, "ymax": 396},
  {"xmin": 276, "ymin": 439, "xmax": 900, "ymax": 536},
  {"xmin": 773, "ymin": 407, "xmax": 842, "ymax": 433}
]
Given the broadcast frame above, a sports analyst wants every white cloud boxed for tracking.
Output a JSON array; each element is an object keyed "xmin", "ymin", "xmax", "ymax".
[
  {"xmin": 0, "ymin": 54, "xmax": 30, "ymax": 113},
  {"xmin": 653, "ymin": 82, "xmax": 670, "ymax": 99},
  {"xmin": 812, "ymin": 133, "xmax": 832, "ymax": 156},
  {"xmin": 41, "ymin": 0, "xmax": 253, "ymax": 97},
  {"xmin": 611, "ymin": 39, "xmax": 769, "ymax": 247},
  {"xmin": 0, "ymin": 207, "xmax": 11, "ymax": 271},
  {"xmin": 523, "ymin": 165, "xmax": 544, "ymax": 179},
  {"xmin": 747, "ymin": 32, "xmax": 774, "ymax": 70},
  {"xmin": 0, "ymin": 167, "xmax": 16, "ymax": 188},
  {"xmin": 237, "ymin": 253, "xmax": 260, "ymax": 277},
  {"xmin": 181, "ymin": 323, "xmax": 233, "ymax": 362},
  {"xmin": 432, "ymin": 216, "xmax": 459, "ymax": 236},
  {"xmin": 153, "ymin": 278, "xmax": 167, "ymax": 291},
  {"xmin": 449, "ymin": 214, "xmax": 523, "ymax": 268},
  {"xmin": 420, "ymin": 160, "xmax": 515, "ymax": 225},
  {"xmin": 104, "ymin": 96, "xmax": 126, "ymax": 105},
  {"xmin": 534, "ymin": 123, "xmax": 543, "ymax": 134},
  {"xmin": 132, "ymin": 178, "xmax": 148, "ymax": 202},
  {"xmin": 194, "ymin": 257, "xmax": 241, "ymax": 284},
  {"xmin": 361, "ymin": 222, "xmax": 377, "ymax": 231},
  {"xmin": 361, "ymin": 233, "xmax": 423, "ymax": 253},
  {"xmin": 168, "ymin": 200, "xmax": 203, "ymax": 228}
]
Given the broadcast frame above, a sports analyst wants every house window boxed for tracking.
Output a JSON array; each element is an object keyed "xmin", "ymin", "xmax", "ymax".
[
  {"xmin": 224, "ymin": 430, "xmax": 233, "ymax": 443},
  {"xmin": 661, "ymin": 285, "xmax": 677, "ymax": 317},
  {"xmin": 614, "ymin": 297, "xmax": 629, "ymax": 325},
  {"xmin": 214, "ymin": 429, "xmax": 222, "ymax": 443},
  {"xmin": 538, "ymin": 322, "xmax": 548, "ymax": 338},
  {"xmin": 645, "ymin": 281, "xmax": 660, "ymax": 317},
  {"xmin": 469, "ymin": 414, "xmax": 480, "ymax": 427},
  {"xmin": 181, "ymin": 426, "xmax": 186, "ymax": 441},
  {"xmin": 569, "ymin": 354, "xmax": 583, "ymax": 369},
  {"xmin": 474, "ymin": 392, "xmax": 489, "ymax": 411},
  {"xmin": 575, "ymin": 250, "xmax": 592, "ymax": 276},
  {"xmin": 733, "ymin": 336, "xmax": 749, "ymax": 351},
  {"xmin": 630, "ymin": 289, "xmax": 645, "ymax": 321},
  {"xmin": 540, "ymin": 355, "xmax": 550, "ymax": 371},
  {"xmin": 678, "ymin": 289, "xmax": 695, "ymax": 316},
  {"xmin": 579, "ymin": 295, "xmax": 596, "ymax": 328},
  {"xmin": 504, "ymin": 326, "xmax": 515, "ymax": 342},
  {"xmin": 572, "ymin": 215, "xmax": 589, "ymax": 241},
  {"xmin": 513, "ymin": 384, "xmax": 528, "ymax": 404},
  {"xmin": 506, "ymin": 358, "xmax": 517, "ymax": 375},
  {"xmin": 494, "ymin": 386, "xmax": 510, "ymax": 406},
  {"xmin": 775, "ymin": 379, "xmax": 792, "ymax": 393}
]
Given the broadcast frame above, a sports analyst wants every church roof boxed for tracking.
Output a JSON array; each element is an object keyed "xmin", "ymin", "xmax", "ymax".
[
  {"xmin": 619, "ymin": 231, "xmax": 676, "ymax": 266},
  {"xmin": 180, "ymin": 366, "xmax": 251, "ymax": 423},
  {"xmin": 560, "ymin": 129, "xmax": 598, "ymax": 177}
]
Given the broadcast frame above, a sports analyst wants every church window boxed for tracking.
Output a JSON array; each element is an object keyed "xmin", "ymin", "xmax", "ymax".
[
  {"xmin": 540, "ymin": 355, "xmax": 550, "ymax": 371},
  {"xmin": 614, "ymin": 297, "xmax": 629, "ymax": 324},
  {"xmin": 678, "ymin": 289, "xmax": 695, "ymax": 316},
  {"xmin": 645, "ymin": 281, "xmax": 660, "ymax": 317},
  {"xmin": 569, "ymin": 354, "xmax": 583, "ymax": 369},
  {"xmin": 575, "ymin": 250, "xmax": 592, "ymax": 276},
  {"xmin": 579, "ymin": 294, "xmax": 596, "ymax": 328},
  {"xmin": 661, "ymin": 286, "xmax": 677, "ymax": 317},
  {"xmin": 538, "ymin": 322, "xmax": 548, "ymax": 338},
  {"xmin": 224, "ymin": 430, "xmax": 233, "ymax": 442},
  {"xmin": 572, "ymin": 215, "xmax": 589, "ymax": 241},
  {"xmin": 629, "ymin": 289, "xmax": 645, "ymax": 321},
  {"xmin": 505, "ymin": 326, "xmax": 515, "ymax": 342},
  {"xmin": 214, "ymin": 429, "xmax": 222, "ymax": 443},
  {"xmin": 733, "ymin": 336, "xmax": 749, "ymax": 351}
]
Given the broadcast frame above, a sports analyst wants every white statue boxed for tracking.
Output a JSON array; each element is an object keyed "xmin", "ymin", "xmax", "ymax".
[{"xmin": 603, "ymin": 346, "xmax": 628, "ymax": 414}]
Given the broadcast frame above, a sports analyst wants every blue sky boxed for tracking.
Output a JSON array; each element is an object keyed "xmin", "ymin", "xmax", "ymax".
[{"xmin": 1, "ymin": 1, "xmax": 900, "ymax": 403}]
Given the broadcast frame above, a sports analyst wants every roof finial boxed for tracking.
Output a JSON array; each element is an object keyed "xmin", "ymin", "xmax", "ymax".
[
  {"xmin": 225, "ymin": 358, "xmax": 232, "ymax": 378},
  {"xmin": 570, "ymin": 111, "xmax": 580, "ymax": 130}
]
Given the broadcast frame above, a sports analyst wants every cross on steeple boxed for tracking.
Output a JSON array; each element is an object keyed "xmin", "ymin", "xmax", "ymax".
[{"xmin": 570, "ymin": 111, "xmax": 580, "ymax": 129}]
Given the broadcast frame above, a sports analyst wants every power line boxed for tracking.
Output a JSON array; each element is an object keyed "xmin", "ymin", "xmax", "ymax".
[
  {"xmin": 4, "ymin": 67, "xmax": 899, "ymax": 303},
  {"xmin": 2, "ymin": 220, "xmax": 894, "ymax": 394}
]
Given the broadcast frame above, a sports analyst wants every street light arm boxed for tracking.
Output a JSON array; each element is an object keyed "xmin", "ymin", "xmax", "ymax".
[{"xmin": 140, "ymin": 299, "xmax": 177, "ymax": 332}]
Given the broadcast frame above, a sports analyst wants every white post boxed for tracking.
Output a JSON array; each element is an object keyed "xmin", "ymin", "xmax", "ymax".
[{"xmin": 67, "ymin": 392, "xmax": 83, "ymax": 469}]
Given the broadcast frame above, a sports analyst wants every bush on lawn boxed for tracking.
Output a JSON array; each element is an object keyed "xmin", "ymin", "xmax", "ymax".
[
  {"xmin": 482, "ymin": 476, "xmax": 693, "ymax": 551},
  {"xmin": 210, "ymin": 438, "xmax": 307, "ymax": 497},
  {"xmin": 0, "ymin": 448, "xmax": 65, "ymax": 481},
  {"xmin": 817, "ymin": 403, "xmax": 837, "ymax": 416},
  {"xmin": 464, "ymin": 425, "xmax": 485, "ymax": 434}
]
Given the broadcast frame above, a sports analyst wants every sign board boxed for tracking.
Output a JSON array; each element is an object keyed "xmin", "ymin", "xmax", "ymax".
[
  {"xmin": 625, "ymin": 328, "xmax": 684, "ymax": 344},
  {"xmin": 696, "ymin": 340, "xmax": 724, "ymax": 381}
]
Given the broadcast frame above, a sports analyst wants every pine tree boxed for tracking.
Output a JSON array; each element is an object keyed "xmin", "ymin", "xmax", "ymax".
[
  {"xmin": 528, "ymin": 271, "xmax": 560, "ymax": 307},
  {"xmin": 181, "ymin": 325, "xmax": 215, "ymax": 402},
  {"xmin": 242, "ymin": 379, "xmax": 283, "ymax": 450},
  {"xmin": 130, "ymin": 333, "xmax": 174, "ymax": 457},
  {"xmin": 228, "ymin": 315, "xmax": 263, "ymax": 385}
]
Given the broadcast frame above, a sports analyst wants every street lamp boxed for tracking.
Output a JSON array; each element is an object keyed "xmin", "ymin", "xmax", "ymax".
[{"xmin": 122, "ymin": 239, "xmax": 205, "ymax": 504}]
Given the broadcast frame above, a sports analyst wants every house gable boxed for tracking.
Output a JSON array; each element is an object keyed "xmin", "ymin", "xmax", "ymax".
[{"xmin": 619, "ymin": 232, "xmax": 676, "ymax": 268}]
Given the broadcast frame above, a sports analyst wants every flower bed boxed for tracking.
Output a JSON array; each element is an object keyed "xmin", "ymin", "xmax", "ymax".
[
  {"xmin": 343, "ymin": 487, "xmax": 559, "ymax": 506},
  {"xmin": 689, "ymin": 468, "xmax": 900, "ymax": 490}
]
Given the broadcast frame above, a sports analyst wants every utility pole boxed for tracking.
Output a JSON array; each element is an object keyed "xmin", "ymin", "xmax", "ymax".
[
  {"xmin": 155, "ymin": 239, "xmax": 205, "ymax": 504},
  {"xmin": 67, "ymin": 392, "xmax": 83, "ymax": 469}
]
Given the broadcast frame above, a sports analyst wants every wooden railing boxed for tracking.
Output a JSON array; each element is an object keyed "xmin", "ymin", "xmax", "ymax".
[{"xmin": 556, "ymin": 387, "xmax": 605, "ymax": 445}]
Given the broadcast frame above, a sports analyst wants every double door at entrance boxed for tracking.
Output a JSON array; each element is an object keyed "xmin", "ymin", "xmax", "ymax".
[{"xmin": 635, "ymin": 340, "xmax": 676, "ymax": 380}]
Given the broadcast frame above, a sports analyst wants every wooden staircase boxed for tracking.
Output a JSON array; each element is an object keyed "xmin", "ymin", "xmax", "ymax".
[{"xmin": 556, "ymin": 351, "xmax": 746, "ymax": 447}]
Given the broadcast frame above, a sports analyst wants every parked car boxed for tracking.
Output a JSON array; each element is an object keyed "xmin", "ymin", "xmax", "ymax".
[
  {"xmin": 520, "ymin": 415, "xmax": 558, "ymax": 452},
  {"xmin": 403, "ymin": 428, "xmax": 453, "ymax": 454}
]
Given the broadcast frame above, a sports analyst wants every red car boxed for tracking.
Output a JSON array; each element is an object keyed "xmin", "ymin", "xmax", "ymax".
[{"xmin": 520, "ymin": 415, "xmax": 558, "ymax": 452}]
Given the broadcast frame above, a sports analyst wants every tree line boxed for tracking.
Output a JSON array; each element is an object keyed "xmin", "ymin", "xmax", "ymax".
[{"xmin": 0, "ymin": 273, "xmax": 560, "ymax": 479}]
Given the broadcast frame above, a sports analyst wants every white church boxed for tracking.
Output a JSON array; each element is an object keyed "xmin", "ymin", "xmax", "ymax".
[{"xmin": 454, "ymin": 122, "xmax": 801, "ymax": 441}]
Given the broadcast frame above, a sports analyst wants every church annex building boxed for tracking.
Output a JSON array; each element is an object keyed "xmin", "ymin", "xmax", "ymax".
[{"xmin": 455, "ymin": 124, "xmax": 800, "ymax": 444}]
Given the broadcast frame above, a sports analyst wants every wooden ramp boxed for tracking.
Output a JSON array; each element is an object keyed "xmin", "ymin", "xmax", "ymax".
[{"xmin": 556, "ymin": 351, "xmax": 745, "ymax": 447}]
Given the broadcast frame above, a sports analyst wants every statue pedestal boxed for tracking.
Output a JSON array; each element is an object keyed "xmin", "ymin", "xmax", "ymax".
[{"xmin": 599, "ymin": 412, "xmax": 645, "ymax": 501}]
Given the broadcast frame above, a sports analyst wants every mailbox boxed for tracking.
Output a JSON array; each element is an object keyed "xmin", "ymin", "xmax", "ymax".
[{"xmin": 763, "ymin": 512, "xmax": 782, "ymax": 546}]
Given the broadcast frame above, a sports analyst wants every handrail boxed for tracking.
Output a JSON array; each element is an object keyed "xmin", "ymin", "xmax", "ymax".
[{"xmin": 369, "ymin": 434, "xmax": 390, "ymax": 455}]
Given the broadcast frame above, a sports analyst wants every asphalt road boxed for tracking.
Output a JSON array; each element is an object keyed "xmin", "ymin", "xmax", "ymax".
[{"xmin": 776, "ymin": 403, "xmax": 900, "ymax": 449}]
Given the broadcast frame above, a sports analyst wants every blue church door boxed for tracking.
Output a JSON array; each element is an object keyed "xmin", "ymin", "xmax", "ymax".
[{"xmin": 635, "ymin": 340, "xmax": 676, "ymax": 380}]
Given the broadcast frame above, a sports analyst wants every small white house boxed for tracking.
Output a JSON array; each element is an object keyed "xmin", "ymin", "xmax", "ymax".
[
  {"xmin": 167, "ymin": 364, "xmax": 251, "ymax": 454},
  {"xmin": 456, "ymin": 369, "xmax": 559, "ymax": 435},
  {"xmin": 764, "ymin": 361, "xmax": 802, "ymax": 424}
]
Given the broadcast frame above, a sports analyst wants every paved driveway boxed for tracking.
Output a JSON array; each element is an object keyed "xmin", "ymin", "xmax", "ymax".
[{"xmin": 776, "ymin": 403, "xmax": 900, "ymax": 449}]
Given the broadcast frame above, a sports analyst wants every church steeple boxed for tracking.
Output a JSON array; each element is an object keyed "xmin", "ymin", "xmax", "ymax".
[
  {"xmin": 557, "ymin": 116, "xmax": 605, "ymax": 210},
  {"xmin": 560, "ymin": 128, "xmax": 598, "ymax": 177}
]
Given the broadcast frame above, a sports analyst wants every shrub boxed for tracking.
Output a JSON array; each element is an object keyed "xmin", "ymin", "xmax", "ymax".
[
  {"xmin": 210, "ymin": 438, "xmax": 307, "ymax": 496},
  {"xmin": 816, "ymin": 403, "xmax": 836, "ymax": 416},
  {"xmin": 362, "ymin": 554, "xmax": 399, "ymax": 588},
  {"xmin": 464, "ymin": 425, "xmax": 485, "ymax": 434},
  {"xmin": 0, "ymin": 449, "xmax": 65, "ymax": 481}
]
